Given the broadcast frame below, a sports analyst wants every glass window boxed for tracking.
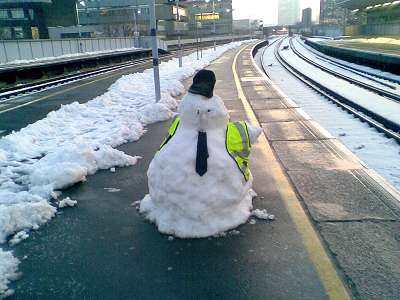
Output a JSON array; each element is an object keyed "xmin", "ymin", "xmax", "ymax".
[
  {"xmin": 13, "ymin": 27, "xmax": 24, "ymax": 39},
  {"xmin": 0, "ymin": 27, "xmax": 12, "ymax": 39},
  {"xmin": 29, "ymin": 9, "xmax": 34, "ymax": 20},
  {"xmin": 0, "ymin": 9, "xmax": 8, "ymax": 19},
  {"xmin": 10, "ymin": 9, "xmax": 24, "ymax": 19}
]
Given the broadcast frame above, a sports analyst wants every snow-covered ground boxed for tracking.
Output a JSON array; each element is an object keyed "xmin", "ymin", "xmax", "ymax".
[
  {"xmin": 327, "ymin": 37, "xmax": 400, "ymax": 46},
  {"xmin": 2, "ymin": 47, "xmax": 140, "ymax": 66},
  {"xmin": 259, "ymin": 40, "xmax": 400, "ymax": 192},
  {"xmin": 294, "ymin": 38, "xmax": 400, "ymax": 89},
  {"xmin": 278, "ymin": 38, "xmax": 400, "ymax": 126},
  {"xmin": 305, "ymin": 38, "xmax": 400, "ymax": 84},
  {"xmin": 0, "ymin": 40, "xmax": 250, "ymax": 297}
]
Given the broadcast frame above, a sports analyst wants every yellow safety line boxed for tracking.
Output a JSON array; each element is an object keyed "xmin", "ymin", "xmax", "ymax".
[
  {"xmin": 0, "ymin": 62, "xmax": 152, "ymax": 115},
  {"xmin": 232, "ymin": 45, "xmax": 351, "ymax": 300}
]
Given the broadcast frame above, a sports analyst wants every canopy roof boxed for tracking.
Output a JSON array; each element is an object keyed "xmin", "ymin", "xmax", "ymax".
[{"xmin": 337, "ymin": 0, "xmax": 394, "ymax": 10}]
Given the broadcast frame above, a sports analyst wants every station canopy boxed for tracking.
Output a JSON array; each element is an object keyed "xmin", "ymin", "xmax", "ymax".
[{"xmin": 336, "ymin": 0, "xmax": 393, "ymax": 10}]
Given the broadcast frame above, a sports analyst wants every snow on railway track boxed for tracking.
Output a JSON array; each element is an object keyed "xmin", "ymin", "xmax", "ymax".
[
  {"xmin": 273, "ymin": 37, "xmax": 400, "ymax": 139},
  {"xmin": 258, "ymin": 36, "xmax": 400, "ymax": 193},
  {"xmin": 290, "ymin": 37, "xmax": 400, "ymax": 101}
]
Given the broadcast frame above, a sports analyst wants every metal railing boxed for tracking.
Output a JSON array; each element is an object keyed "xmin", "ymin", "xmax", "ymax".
[
  {"xmin": 0, "ymin": 34, "xmax": 250, "ymax": 65},
  {"xmin": 0, "ymin": 36, "xmax": 168, "ymax": 65}
]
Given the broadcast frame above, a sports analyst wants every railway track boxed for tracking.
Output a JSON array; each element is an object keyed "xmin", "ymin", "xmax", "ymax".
[
  {"xmin": 267, "ymin": 37, "xmax": 400, "ymax": 143},
  {"xmin": 0, "ymin": 48, "xmax": 198, "ymax": 102},
  {"xmin": 289, "ymin": 38, "xmax": 400, "ymax": 102},
  {"xmin": 300, "ymin": 38, "xmax": 400, "ymax": 86}
]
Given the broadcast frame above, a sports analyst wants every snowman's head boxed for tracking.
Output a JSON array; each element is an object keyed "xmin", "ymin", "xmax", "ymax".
[{"xmin": 178, "ymin": 92, "xmax": 229, "ymax": 131}]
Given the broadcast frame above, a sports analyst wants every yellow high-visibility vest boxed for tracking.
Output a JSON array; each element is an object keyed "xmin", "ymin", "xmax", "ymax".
[{"xmin": 159, "ymin": 116, "xmax": 251, "ymax": 181}]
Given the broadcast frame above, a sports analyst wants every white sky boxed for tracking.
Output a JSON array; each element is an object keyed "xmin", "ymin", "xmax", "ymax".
[{"xmin": 232, "ymin": 0, "xmax": 320, "ymax": 25}]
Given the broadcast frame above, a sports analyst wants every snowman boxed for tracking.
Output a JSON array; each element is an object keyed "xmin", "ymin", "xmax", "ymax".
[{"xmin": 140, "ymin": 69, "xmax": 262, "ymax": 238}]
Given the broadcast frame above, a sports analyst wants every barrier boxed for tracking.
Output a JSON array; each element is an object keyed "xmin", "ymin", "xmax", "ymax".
[
  {"xmin": 0, "ymin": 35, "xmax": 249, "ymax": 65},
  {"xmin": 0, "ymin": 37, "xmax": 168, "ymax": 65}
]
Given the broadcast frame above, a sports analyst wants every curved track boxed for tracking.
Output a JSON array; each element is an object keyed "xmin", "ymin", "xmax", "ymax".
[
  {"xmin": 300, "ymin": 38, "xmax": 400, "ymax": 85},
  {"xmin": 289, "ymin": 38, "xmax": 400, "ymax": 102},
  {"xmin": 266, "ymin": 37, "xmax": 400, "ymax": 143}
]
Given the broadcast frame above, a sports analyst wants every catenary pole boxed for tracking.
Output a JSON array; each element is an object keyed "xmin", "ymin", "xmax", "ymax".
[
  {"xmin": 149, "ymin": 0, "xmax": 161, "ymax": 102},
  {"xmin": 175, "ymin": 0, "xmax": 182, "ymax": 67},
  {"xmin": 75, "ymin": 1, "xmax": 83, "ymax": 52},
  {"xmin": 212, "ymin": 0, "xmax": 216, "ymax": 51}
]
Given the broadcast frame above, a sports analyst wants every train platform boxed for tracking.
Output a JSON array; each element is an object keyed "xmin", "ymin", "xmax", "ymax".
[
  {"xmin": 6, "ymin": 42, "xmax": 400, "ymax": 299},
  {"xmin": 0, "ymin": 48, "xmax": 150, "ymax": 72},
  {"xmin": 321, "ymin": 37, "xmax": 400, "ymax": 57},
  {"xmin": 305, "ymin": 37, "xmax": 400, "ymax": 75}
]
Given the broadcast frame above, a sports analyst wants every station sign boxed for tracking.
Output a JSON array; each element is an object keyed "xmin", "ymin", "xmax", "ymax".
[{"xmin": 195, "ymin": 13, "xmax": 220, "ymax": 21}]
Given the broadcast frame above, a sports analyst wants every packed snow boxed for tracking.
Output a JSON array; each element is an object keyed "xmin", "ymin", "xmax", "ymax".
[
  {"xmin": 0, "ymin": 250, "xmax": 19, "ymax": 298},
  {"xmin": 260, "ymin": 39, "xmax": 400, "ymax": 191},
  {"xmin": 58, "ymin": 197, "xmax": 77, "ymax": 208},
  {"xmin": 252, "ymin": 209, "xmax": 275, "ymax": 220},
  {"xmin": 0, "ymin": 40, "xmax": 251, "ymax": 297},
  {"xmin": 140, "ymin": 91, "xmax": 262, "ymax": 238}
]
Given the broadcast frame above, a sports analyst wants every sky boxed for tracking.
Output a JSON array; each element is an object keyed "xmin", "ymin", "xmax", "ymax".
[{"xmin": 232, "ymin": 0, "xmax": 320, "ymax": 25}]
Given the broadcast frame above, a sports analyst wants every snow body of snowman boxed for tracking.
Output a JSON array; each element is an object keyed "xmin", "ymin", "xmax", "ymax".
[{"xmin": 140, "ymin": 69, "xmax": 261, "ymax": 238}]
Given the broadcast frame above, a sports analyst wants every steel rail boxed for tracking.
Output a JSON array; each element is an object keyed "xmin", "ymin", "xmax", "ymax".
[
  {"xmin": 289, "ymin": 38, "xmax": 400, "ymax": 103},
  {"xmin": 301, "ymin": 38, "xmax": 400, "ymax": 85},
  {"xmin": 259, "ymin": 37, "xmax": 283, "ymax": 78},
  {"xmin": 272, "ymin": 38, "xmax": 400, "ymax": 143},
  {"xmin": 0, "ymin": 47, "xmax": 201, "ymax": 102}
]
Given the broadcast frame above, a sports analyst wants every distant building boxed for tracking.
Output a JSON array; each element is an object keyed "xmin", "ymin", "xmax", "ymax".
[
  {"xmin": 301, "ymin": 7, "xmax": 312, "ymax": 29},
  {"xmin": 59, "ymin": 0, "xmax": 189, "ymax": 39},
  {"xmin": 278, "ymin": 0, "xmax": 300, "ymax": 26},
  {"xmin": 233, "ymin": 19, "xmax": 262, "ymax": 35},
  {"xmin": 302, "ymin": 8, "xmax": 312, "ymax": 28},
  {"xmin": 320, "ymin": 0, "xmax": 347, "ymax": 25},
  {"xmin": 183, "ymin": 0, "xmax": 233, "ymax": 37},
  {"xmin": 0, "ymin": 0, "xmax": 82, "ymax": 40}
]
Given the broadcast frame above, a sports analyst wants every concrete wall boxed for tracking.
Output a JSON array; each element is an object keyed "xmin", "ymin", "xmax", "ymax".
[{"xmin": 362, "ymin": 21, "xmax": 400, "ymax": 36}]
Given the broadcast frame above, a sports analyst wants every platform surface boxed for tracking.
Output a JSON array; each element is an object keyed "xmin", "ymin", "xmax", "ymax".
[
  {"xmin": 320, "ymin": 38, "xmax": 400, "ymax": 57},
  {"xmin": 7, "ymin": 42, "xmax": 400, "ymax": 300}
]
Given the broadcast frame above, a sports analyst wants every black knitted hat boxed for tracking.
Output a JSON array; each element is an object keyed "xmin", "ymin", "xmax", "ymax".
[{"xmin": 189, "ymin": 69, "xmax": 216, "ymax": 98}]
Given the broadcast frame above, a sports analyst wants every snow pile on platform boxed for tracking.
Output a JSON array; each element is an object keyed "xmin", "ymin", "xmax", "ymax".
[
  {"xmin": 0, "ymin": 40, "xmax": 249, "ymax": 297},
  {"xmin": 0, "ymin": 250, "xmax": 19, "ymax": 298}
]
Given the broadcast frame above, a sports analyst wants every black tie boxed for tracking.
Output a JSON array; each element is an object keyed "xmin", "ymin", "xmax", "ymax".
[{"xmin": 196, "ymin": 131, "xmax": 209, "ymax": 176}]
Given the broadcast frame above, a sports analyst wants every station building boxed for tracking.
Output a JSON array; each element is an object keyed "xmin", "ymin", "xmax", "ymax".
[
  {"xmin": 0, "ymin": 0, "xmax": 82, "ymax": 40},
  {"xmin": 278, "ymin": 0, "xmax": 301, "ymax": 26},
  {"xmin": 337, "ymin": 0, "xmax": 400, "ymax": 35},
  {"xmin": 183, "ymin": 0, "xmax": 233, "ymax": 38},
  {"xmin": 51, "ymin": 0, "xmax": 189, "ymax": 40}
]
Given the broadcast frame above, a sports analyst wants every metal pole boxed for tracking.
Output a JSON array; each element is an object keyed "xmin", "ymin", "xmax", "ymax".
[
  {"xmin": 212, "ymin": 0, "xmax": 216, "ymax": 51},
  {"xmin": 75, "ymin": 2, "xmax": 82, "ymax": 52},
  {"xmin": 196, "ymin": 21, "xmax": 199, "ymax": 60},
  {"xmin": 149, "ymin": 0, "xmax": 161, "ymax": 102},
  {"xmin": 133, "ymin": 7, "xmax": 138, "ymax": 47},
  {"xmin": 175, "ymin": 0, "xmax": 182, "ymax": 67}
]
